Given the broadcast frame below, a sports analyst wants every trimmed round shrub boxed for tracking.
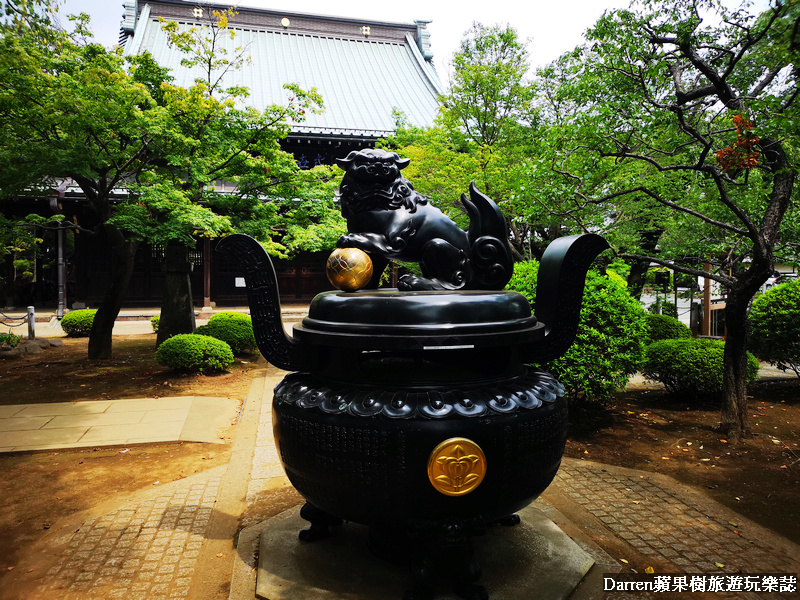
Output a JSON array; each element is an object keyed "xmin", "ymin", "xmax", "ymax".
[
  {"xmin": 646, "ymin": 314, "xmax": 691, "ymax": 343},
  {"xmin": 60, "ymin": 309, "xmax": 97, "ymax": 337},
  {"xmin": 193, "ymin": 311, "xmax": 257, "ymax": 355},
  {"xmin": 749, "ymin": 279, "xmax": 800, "ymax": 377},
  {"xmin": 208, "ymin": 311, "xmax": 251, "ymax": 326},
  {"xmin": 208, "ymin": 310, "xmax": 250, "ymax": 322},
  {"xmin": 507, "ymin": 261, "xmax": 647, "ymax": 402},
  {"xmin": 150, "ymin": 315, "xmax": 160, "ymax": 333},
  {"xmin": 192, "ymin": 324, "xmax": 212, "ymax": 336},
  {"xmin": 642, "ymin": 338, "xmax": 759, "ymax": 396},
  {"xmin": 155, "ymin": 333, "xmax": 234, "ymax": 373}
]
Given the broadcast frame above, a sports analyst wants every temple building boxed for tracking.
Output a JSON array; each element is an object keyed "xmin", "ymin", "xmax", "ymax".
[
  {"xmin": 3, "ymin": 0, "xmax": 443, "ymax": 308},
  {"xmin": 120, "ymin": 0, "xmax": 442, "ymax": 164}
]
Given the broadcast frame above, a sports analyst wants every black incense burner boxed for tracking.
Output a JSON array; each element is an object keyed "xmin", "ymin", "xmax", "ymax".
[{"xmin": 218, "ymin": 149, "xmax": 608, "ymax": 600}]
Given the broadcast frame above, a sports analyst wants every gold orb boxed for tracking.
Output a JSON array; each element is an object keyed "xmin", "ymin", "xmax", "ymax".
[{"xmin": 326, "ymin": 247, "xmax": 373, "ymax": 292}]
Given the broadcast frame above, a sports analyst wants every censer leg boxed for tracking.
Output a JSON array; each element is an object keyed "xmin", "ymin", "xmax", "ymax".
[
  {"xmin": 298, "ymin": 502, "xmax": 343, "ymax": 542},
  {"xmin": 493, "ymin": 513, "xmax": 521, "ymax": 527},
  {"xmin": 451, "ymin": 554, "xmax": 488, "ymax": 600},
  {"xmin": 403, "ymin": 556, "xmax": 437, "ymax": 600},
  {"xmin": 403, "ymin": 520, "xmax": 488, "ymax": 600}
]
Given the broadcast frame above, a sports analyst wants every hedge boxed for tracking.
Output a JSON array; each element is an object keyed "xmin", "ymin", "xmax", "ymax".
[
  {"xmin": 642, "ymin": 338, "xmax": 759, "ymax": 396},
  {"xmin": 749, "ymin": 279, "xmax": 800, "ymax": 377},
  {"xmin": 506, "ymin": 261, "xmax": 647, "ymax": 402}
]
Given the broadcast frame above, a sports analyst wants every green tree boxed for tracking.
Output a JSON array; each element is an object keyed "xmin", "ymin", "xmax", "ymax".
[
  {"xmin": 535, "ymin": 0, "xmax": 799, "ymax": 438},
  {"xmin": 0, "ymin": 4, "xmax": 338, "ymax": 356},
  {"xmin": 446, "ymin": 23, "xmax": 533, "ymax": 148},
  {"xmin": 149, "ymin": 8, "xmax": 335, "ymax": 344},
  {"xmin": 0, "ymin": 18, "xmax": 197, "ymax": 358},
  {"xmin": 1, "ymin": 0, "xmax": 56, "ymax": 30},
  {"xmin": 383, "ymin": 24, "xmax": 562, "ymax": 260}
]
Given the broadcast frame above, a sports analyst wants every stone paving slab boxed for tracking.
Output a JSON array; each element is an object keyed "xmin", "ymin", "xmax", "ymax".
[
  {"xmin": 78, "ymin": 421, "xmax": 185, "ymax": 444},
  {"xmin": 254, "ymin": 503, "xmax": 597, "ymax": 600},
  {"xmin": 246, "ymin": 374, "xmax": 288, "ymax": 503},
  {"xmin": 15, "ymin": 402, "xmax": 114, "ymax": 417},
  {"xmin": 0, "ymin": 405, "xmax": 29, "ymax": 419},
  {"xmin": 0, "ymin": 396, "xmax": 240, "ymax": 453},
  {"xmin": 0, "ymin": 426, "xmax": 89, "ymax": 449},
  {"xmin": 42, "ymin": 412, "xmax": 157, "ymax": 428},
  {"xmin": 0, "ymin": 415, "xmax": 52, "ymax": 431},
  {"xmin": 104, "ymin": 398, "xmax": 192, "ymax": 413}
]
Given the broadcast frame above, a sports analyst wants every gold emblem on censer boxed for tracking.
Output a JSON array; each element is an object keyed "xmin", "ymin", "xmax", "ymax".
[{"xmin": 427, "ymin": 437, "xmax": 486, "ymax": 496}]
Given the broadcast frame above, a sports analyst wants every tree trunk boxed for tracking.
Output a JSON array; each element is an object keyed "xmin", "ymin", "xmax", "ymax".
[
  {"xmin": 626, "ymin": 228, "xmax": 663, "ymax": 300},
  {"xmin": 718, "ymin": 289, "xmax": 752, "ymax": 439},
  {"xmin": 718, "ymin": 137, "xmax": 794, "ymax": 439},
  {"xmin": 507, "ymin": 218, "xmax": 526, "ymax": 262},
  {"xmin": 156, "ymin": 242, "xmax": 196, "ymax": 347},
  {"xmin": 718, "ymin": 260, "xmax": 773, "ymax": 439},
  {"xmin": 626, "ymin": 260, "xmax": 649, "ymax": 301},
  {"xmin": 87, "ymin": 225, "xmax": 139, "ymax": 359}
]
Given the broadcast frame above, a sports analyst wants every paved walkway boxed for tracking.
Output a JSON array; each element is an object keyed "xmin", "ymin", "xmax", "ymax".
[
  {"xmin": 1, "ymin": 369, "xmax": 798, "ymax": 599},
  {"xmin": 1, "ymin": 305, "xmax": 310, "ymax": 338},
  {"xmin": 547, "ymin": 463, "xmax": 800, "ymax": 599},
  {"xmin": 35, "ymin": 467, "xmax": 224, "ymax": 600},
  {"xmin": 0, "ymin": 368, "xmax": 272, "ymax": 600},
  {"xmin": 0, "ymin": 397, "xmax": 241, "ymax": 453}
]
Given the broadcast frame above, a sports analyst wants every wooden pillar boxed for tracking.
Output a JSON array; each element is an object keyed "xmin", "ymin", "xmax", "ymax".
[
  {"xmin": 203, "ymin": 237, "xmax": 212, "ymax": 311},
  {"xmin": 702, "ymin": 262, "xmax": 711, "ymax": 336}
]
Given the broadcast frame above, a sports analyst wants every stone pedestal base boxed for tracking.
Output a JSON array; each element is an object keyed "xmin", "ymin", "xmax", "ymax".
[{"xmin": 255, "ymin": 505, "xmax": 597, "ymax": 600}]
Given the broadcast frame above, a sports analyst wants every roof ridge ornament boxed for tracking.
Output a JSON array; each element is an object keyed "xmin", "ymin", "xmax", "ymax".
[
  {"xmin": 415, "ymin": 20, "xmax": 433, "ymax": 60},
  {"xmin": 120, "ymin": 0, "xmax": 137, "ymax": 33}
]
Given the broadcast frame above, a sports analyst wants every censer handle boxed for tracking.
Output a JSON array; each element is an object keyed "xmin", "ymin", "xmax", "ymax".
[
  {"xmin": 525, "ymin": 233, "xmax": 610, "ymax": 364},
  {"xmin": 216, "ymin": 234, "xmax": 309, "ymax": 372}
]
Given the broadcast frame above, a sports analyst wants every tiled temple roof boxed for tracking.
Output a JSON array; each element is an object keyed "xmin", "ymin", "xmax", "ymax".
[{"xmin": 122, "ymin": 1, "xmax": 443, "ymax": 139}]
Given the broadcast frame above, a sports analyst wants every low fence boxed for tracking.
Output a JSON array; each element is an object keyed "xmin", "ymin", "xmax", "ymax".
[{"xmin": 0, "ymin": 306, "xmax": 36, "ymax": 339}]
